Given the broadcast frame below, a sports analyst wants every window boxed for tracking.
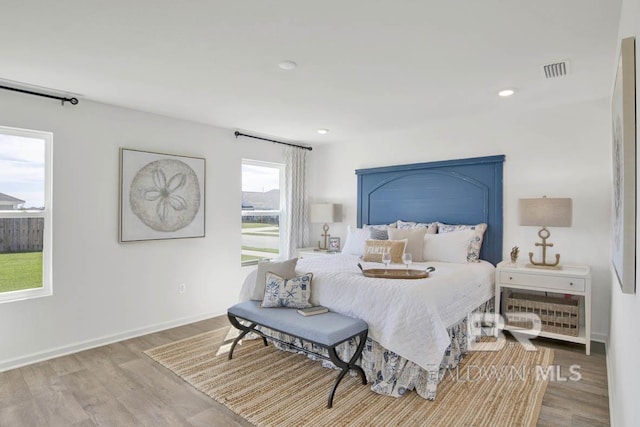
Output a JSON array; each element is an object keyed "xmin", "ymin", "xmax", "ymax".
[
  {"xmin": 0, "ymin": 126, "xmax": 52, "ymax": 303},
  {"xmin": 241, "ymin": 160, "xmax": 284, "ymax": 266}
]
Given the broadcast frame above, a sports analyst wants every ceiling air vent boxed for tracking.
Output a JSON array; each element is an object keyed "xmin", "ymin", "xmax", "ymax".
[{"xmin": 541, "ymin": 61, "xmax": 570, "ymax": 79}]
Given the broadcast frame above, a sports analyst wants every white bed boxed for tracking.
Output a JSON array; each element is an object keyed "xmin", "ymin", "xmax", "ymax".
[
  {"xmin": 239, "ymin": 155, "xmax": 504, "ymax": 399},
  {"xmin": 241, "ymin": 254, "xmax": 494, "ymax": 370},
  {"xmin": 239, "ymin": 254, "xmax": 495, "ymax": 399}
]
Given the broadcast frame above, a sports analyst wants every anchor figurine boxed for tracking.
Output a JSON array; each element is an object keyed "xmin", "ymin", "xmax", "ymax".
[{"xmin": 527, "ymin": 227, "xmax": 561, "ymax": 269}]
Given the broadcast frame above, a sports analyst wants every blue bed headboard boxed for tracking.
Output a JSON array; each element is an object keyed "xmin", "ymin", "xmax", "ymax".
[{"xmin": 356, "ymin": 155, "xmax": 505, "ymax": 265}]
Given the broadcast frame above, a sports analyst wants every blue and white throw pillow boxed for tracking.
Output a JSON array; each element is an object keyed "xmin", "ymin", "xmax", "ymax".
[
  {"xmin": 262, "ymin": 272, "xmax": 313, "ymax": 308},
  {"xmin": 396, "ymin": 220, "xmax": 438, "ymax": 234}
]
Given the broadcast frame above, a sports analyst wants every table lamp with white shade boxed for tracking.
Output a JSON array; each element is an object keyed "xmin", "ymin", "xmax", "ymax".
[
  {"xmin": 310, "ymin": 203, "xmax": 341, "ymax": 251},
  {"xmin": 519, "ymin": 196, "xmax": 572, "ymax": 269}
]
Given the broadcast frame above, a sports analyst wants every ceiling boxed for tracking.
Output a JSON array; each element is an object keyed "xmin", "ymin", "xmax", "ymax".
[{"xmin": 1, "ymin": 1, "xmax": 622, "ymax": 145}]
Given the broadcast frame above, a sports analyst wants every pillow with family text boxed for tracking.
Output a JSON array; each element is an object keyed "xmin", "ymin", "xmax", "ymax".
[{"xmin": 362, "ymin": 239, "xmax": 407, "ymax": 263}]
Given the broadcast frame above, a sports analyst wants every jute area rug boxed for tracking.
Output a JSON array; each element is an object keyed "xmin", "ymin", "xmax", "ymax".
[{"xmin": 145, "ymin": 327, "xmax": 554, "ymax": 427}]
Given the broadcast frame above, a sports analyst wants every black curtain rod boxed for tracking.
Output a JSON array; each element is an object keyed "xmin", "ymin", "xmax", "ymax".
[
  {"xmin": 0, "ymin": 84, "xmax": 79, "ymax": 105},
  {"xmin": 234, "ymin": 131, "xmax": 312, "ymax": 151}
]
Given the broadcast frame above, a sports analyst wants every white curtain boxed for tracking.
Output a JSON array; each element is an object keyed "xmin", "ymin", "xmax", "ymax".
[{"xmin": 283, "ymin": 146, "xmax": 309, "ymax": 258}]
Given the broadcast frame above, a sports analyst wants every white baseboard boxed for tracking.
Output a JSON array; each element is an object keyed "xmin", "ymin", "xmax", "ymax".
[
  {"xmin": 0, "ymin": 311, "xmax": 220, "ymax": 373},
  {"xmin": 591, "ymin": 331, "xmax": 608, "ymax": 343},
  {"xmin": 605, "ymin": 339, "xmax": 615, "ymax": 427}
]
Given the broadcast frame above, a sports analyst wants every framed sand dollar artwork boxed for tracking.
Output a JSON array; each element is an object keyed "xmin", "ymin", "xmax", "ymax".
[{"xmin": 119, "ymin": 148, "xmax": 205, "ymax": 242}]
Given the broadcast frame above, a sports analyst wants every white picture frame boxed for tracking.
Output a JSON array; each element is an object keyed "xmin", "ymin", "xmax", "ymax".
[
  {"xmin": 611, "ymin": 37, "xmax": 636, "ymax": 294},
  {"xmin": 119, "ymin": 148, "xmax": 205, "ymax": 242},
  {"xmin": 328, "ymin": 236, "xmax": 341, "ymax": 252}
]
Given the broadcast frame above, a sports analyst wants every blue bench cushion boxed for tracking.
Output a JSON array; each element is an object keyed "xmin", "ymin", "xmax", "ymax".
[{"xmin": 228, "ymin": 300, "xmax": 368, "ymax": 347}]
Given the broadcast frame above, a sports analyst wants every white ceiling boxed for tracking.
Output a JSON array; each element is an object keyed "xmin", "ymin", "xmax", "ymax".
[{"xmin": 1, "ymin": 1, "xmax": 621, "ymax": 145}]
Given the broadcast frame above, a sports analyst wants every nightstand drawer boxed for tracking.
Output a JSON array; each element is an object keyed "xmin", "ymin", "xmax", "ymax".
[{"xmin": 499, "ymin": 271, "xmax": 585, "ymax": 292}]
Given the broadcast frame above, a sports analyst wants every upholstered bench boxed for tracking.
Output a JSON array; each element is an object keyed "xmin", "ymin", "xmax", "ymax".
[{"xmin": 227, "ymin": 300, "xmax": 368, "ymax": 408}]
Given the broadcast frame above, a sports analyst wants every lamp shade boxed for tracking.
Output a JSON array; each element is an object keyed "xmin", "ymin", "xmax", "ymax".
[
  {"xmin": 310, "ymin": 203, "xmax": 340, "ymax": 223},
  {"xmin": 519, "ymin": 197, "xmax": 572, "ymax": 227}
]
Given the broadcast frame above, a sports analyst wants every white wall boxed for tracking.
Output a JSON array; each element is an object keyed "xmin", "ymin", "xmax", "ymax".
[
  {"xmin": 0, "ymin": 90, "xmax": 285, "ymax": 370},
  {"xmin": 608, "ymin": 0, "xmax": 640, "ymax": 425},
  {"xmin": 308, "ymin": 98, "xmax": 612, "ymax": 341}
]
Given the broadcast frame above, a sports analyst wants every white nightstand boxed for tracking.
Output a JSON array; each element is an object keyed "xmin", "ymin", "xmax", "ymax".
[
  {"xmin": 495, "ymin": 261, "xmax": 591, "ymax": 355},
  {"xmin": 296, "ymin": 247, "xmax": 341, "ymax": 258}
]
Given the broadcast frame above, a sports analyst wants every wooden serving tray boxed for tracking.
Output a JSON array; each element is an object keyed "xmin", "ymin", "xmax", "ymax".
[{"xmin": 357, "ymin": 264, "xmax": 435, "ymax": 279}]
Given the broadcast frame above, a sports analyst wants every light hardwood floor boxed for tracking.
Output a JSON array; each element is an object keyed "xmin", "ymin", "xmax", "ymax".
[{"xmin": 0, "ymin": 316, "xmax": 609, "ymax": 426}]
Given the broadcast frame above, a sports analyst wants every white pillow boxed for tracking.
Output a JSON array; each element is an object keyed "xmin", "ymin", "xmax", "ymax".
[
  {"xmin": 388, "ymin": 227, "xmax": 429, "ymax": 262},
  {"xmin": 423, "ymin": 230, "xmax": 474, "ymax": 263},
  {"xmin": 436, "ymin": 222, "xmax": 487, "ymax": 262},
  {"xmin": 341, "ymin": 226, "xmax": 370, "ymax": 256}
]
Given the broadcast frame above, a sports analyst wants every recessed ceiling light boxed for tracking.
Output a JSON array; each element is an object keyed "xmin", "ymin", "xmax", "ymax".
[
  {"xmin": 498, "ymin": 89, "xmax": 515, "ymax": 97},
  {"xmin": 278, "ymin": 60, "xmax": 297, "ymax": 70},
  {"xmin": 317, "ymin": 129, "xmax": 329, "ymax": 135}
]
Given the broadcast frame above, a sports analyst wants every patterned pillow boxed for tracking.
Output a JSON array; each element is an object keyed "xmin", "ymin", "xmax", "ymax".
[
  {"xmin": 252, "ymin": 258, "xmax": 298, "ymax": 301},
  {"xmin": 365, "ymin": 222, "xmax": 397, "ymax": 229},
  {"xmin": 396, "ymin": 220, "xmax": 438, "ymax": 234},
  {"xmin": 261, "ymin": 272, "xmax": 313, "ymax": 308},
  {"xmin": 362, "ymin": 239, "xmax": 407, "ymax": 263},
  {"xmin": 363, "ymin": 223, "xmax": 396, "ymax": 240},
  {"xmin": 436, "ymin": 222, "xmax": 488, "ymax": 262},
  {"xmin": 367, "ymin": 227, "xmax": 389, "ymax": 240},
  {"xmin": 387, "ymin": 227, "xmax": 429, "ymax": 262}
]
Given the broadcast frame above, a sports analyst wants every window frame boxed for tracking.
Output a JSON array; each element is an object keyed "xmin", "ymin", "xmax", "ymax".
[
  {"xmin": 0, "ymin": 125, "xmax": 53, "ymax": 304},
  {"xmin": 241, "ymin": 159, "xmax": 285, "ymax": 266}
]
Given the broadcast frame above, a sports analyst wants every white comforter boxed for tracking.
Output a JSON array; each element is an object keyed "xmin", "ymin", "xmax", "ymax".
[{"xmin": 240, "ymin": 254, "xmax": 495, "ymax": 371}]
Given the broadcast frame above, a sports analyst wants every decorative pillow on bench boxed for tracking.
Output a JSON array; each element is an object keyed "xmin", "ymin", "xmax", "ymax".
[
  {"xmin": 262, "ymin": 272, "xmax": 314, "ymax": 309},
  {"xmin": 251, "ymin": 258, "xmax": 298, "ymax": 301}
]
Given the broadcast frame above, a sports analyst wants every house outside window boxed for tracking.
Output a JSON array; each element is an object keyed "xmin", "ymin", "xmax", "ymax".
[
  {"xmin": 241, "ymin": 160, "xmax": 284, "ymax": 266},
  {"xmin": 0, "ymin": 126, "xmax": 52, "ymax": 303}
]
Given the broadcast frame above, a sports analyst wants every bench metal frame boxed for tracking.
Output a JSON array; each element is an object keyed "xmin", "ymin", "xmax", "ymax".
[{"xmin": 227, "ymin": 312, "xmax": 368, "ymax": 408}]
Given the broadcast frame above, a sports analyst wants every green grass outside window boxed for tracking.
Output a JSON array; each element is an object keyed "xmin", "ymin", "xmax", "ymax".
[{"xmin": 0, "ymin": 252, "xmax": 43, "ymax": 293}]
